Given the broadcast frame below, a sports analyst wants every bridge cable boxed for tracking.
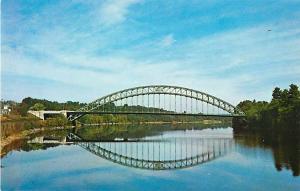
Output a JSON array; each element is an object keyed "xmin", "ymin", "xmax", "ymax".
[
  {"xmin": 186, "ymin": 137, "xmax": 188, "ymax": 164},
  {"xmin": 142, "ymin": 95, "xmax": 144, "ymax": 113},
  {"xmin": 207, "ymin": 102, "xmax": 208, "ymax": 115},
  {"xmin": 148, "ymin": 94, "xmax": 149, "ymax": 113},
  {"xmin": 159, "ymin": 140, "xmax": 160, "ymax": 161},
  {"xmin": 175, "ymin": 138, "xmax": 177, "ymax": 161},
  {"xmin": 185, "ymin": 95, "xmax": 187, "ymax": 114},
  {"xmin": 153, "ymin": 94, "xmax": 155, "ymax": 113},
  {"xmin": 163, "ymin": 94, "xmax": 166, "ymax": 113},
  {"xmin": 136, "ymin": 95, "xmax": 138, "ymax": 113},
  {"xmin": 153, "ymin": 141, "xmax": 155, "ymax": 161},
  {"xmin": 175, "ymin": 95, "xmax": 177, "ymax": 113},
  {"xmin": 190, "ymin": 92, "xmax": 193, "ymax": 114},
  {"xmin": 180, "ymin": 96, "xmax": 182, "ymax": 114}
]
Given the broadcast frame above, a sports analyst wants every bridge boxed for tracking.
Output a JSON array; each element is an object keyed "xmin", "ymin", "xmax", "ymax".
[
  {"xmin": 27, "ymin": 85, "xmax": 244, "ymax": 121},
  {"xmin": 67, "ymin": 132, "xmax": 234, "ymax": 170},
  {"xmin": 66, "ymin": 85, "xmax": 244, "ymax": 121}
]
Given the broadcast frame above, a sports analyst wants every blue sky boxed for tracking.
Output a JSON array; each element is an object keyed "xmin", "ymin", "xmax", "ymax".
[{"xmin": 2, "ymin": 0, "xmax": 300, "ymax": 104}]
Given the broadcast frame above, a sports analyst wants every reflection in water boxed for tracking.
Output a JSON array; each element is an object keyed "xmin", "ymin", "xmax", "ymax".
[
  {"xmin": 2, "ymin": 124, "xmax": 300, "ymax": 176},
  {"xmin": 68, "ymin": 132, "xmax": 234, "ymax": 170},
  {"xmin": 72, "ymin": 123, "xmax": 232, "ymax": 141},
  {"xmin": 27, "ymin": 136, "xmax": 67, "ymax": 144},
  {"xmin": 235, "ymin": 130, "xmax": 300, "ymax": 176},
  {"xmin": 2, "ymin": 125, "xmax": 300, "ymax": 191}
]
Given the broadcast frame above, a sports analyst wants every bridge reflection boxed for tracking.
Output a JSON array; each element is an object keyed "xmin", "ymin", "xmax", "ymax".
[{"xmin": 68, "ymin": 133, "xmax": 234, "ymax": 170}]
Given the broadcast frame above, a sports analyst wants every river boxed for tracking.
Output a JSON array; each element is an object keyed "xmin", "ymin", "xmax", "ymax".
[{"xmin": 1, "ymin": 124, "xmax": 300, "ymax": 190}]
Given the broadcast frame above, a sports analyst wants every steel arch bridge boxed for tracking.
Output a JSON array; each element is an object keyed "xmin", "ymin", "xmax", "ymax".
[
  {"xmin": 67, "ymin": 85, "xmax": 244, "ymax": 121},
  {"xmin": 68, "ymin": 133, "xmax": 234, "ymax": 170}
]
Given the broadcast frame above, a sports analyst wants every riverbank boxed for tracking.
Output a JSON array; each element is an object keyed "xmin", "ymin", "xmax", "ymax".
[
  {"xmin": 1, "ymin": 118, "xmax": 227, "ymax": 157},
  {"xmin": 79, "ymin": 119, "xmax": 223, "ymax": 126},
  {"xmin": 1, "ymin": 126, "xmax": 75, "ymax": 157}
]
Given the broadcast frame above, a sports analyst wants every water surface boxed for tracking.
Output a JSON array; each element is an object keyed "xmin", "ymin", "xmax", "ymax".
[{"xmin": 1, "ymin": 125, "xmax": 300, "ymax": 190}]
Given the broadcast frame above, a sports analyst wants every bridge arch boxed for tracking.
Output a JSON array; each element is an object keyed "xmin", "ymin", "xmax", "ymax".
[
  {"xmin": 68, "ymin": 133, "xmax": 234, "ymax": 170},
  {"xmin": 78, "ymin": 141, "xmax": 232, "ymax": 170},
  {"xmin": 68, "ymin": 85, "xmax": 244, "ymax": 121}
]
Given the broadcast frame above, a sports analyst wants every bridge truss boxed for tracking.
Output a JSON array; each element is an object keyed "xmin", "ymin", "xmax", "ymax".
[
  {"xmin": 68, "ymin": 85, "xmax": 244, "ymax": 121},
  {"xmin": 68, "ymin": 133, "xmax": 234, "ymax": 170}
]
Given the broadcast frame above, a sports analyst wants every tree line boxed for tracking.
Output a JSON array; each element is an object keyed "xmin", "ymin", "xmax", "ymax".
[
  {"xmin": 8, "ymin": 97, "xmax": 87, "ymax": 116},
  {"xmin": 237, "ymin": 84, "xmax": 300, "ymax": 131}
]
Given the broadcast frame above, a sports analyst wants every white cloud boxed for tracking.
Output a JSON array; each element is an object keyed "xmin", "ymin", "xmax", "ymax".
[
  {"xmin": 2, "ymin": 13, "xmax": 300, "ymax": 104},
  {"xmin": 160, "ymin": 34, "xmax": 176, "ymax": 47},
  {"xmin": 98, "ymin": 0, "xmax": 140, "ymax": 25}
]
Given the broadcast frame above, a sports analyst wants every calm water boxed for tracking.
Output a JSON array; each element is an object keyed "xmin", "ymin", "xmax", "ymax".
[{"xmin": 1, "ymin": 124, "xmax": 300, "ymax": 191}]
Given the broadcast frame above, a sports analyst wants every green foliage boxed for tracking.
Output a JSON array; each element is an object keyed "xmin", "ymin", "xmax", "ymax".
[
  {"xmin": 30, "ymin": 103, "xmax": 46, "ymax": 111},
  {"xmin": 237, "ymin": 84, "xmax": 300, "ymax": 131},
  {"xmin": 12, "ymin": 97, "xmax": 87, "ymax": 116},
  {"xmin": 44, "ymin": 115, "xmax": 69, "ymax": 127}
]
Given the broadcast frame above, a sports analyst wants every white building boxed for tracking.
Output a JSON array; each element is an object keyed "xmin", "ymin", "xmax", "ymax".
[{"xmin": 0, "ymin": 104, "xmax": 11, "ymax": 115}]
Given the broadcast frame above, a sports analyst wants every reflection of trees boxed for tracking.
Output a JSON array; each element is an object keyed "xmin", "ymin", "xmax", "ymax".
[
  {"xmin": 272, "ymin": 132, "xmax": 300, "ymax": 176},
  {"xmin": 22, "ymin": 143, "xmax": 61, "ymax": 152},
  {"xmin": 1, "ymin": 139, "xmax": 26, "ymax": 157},
  {"xmin": 1, "ymin": 139, "xmax": 60, "ymax": 158},
  {"xmin": 1, "ymin": 129, "xmax": 70, "ymax": 158},
  {"xmin": 74, "ymin": 123, "xmax": 231, "ymax": 141},
  {"xmin": 235, "ymin": 130, "xmax": 300, "ymax": 176},
  {"xmin": 2, "ymin": 124, "xmax": 231, "ymax": 157}
]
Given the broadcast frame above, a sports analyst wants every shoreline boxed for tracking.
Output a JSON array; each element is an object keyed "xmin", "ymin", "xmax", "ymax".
[
  {"xmin": 0, "ymin": 120, "xmax": 226, "ymax": 157},
  {"xmin": 1, "ymin": 126, "xmax": 74, "ymax": 157},
  {"xmin": 78, "ymin": 119, "xmax": 223, "ymax": 126}
]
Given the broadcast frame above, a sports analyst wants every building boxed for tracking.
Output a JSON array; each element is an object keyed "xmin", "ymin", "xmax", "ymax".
[{"xmin": 0, "ymin": 104, "xmax": 12, "ymax": 115}]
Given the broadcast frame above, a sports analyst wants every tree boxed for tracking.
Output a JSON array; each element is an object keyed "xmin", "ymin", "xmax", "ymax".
[
  {"xmin": 30, "ymin": 103, "xmax": 46, "ymax": 111},
  {"xmin": 272, "ymin": 87, "xmax": 282, "ymax": 100},
  {"xmin": 288, "ymin": 84, "xmax": 300, "ymax": 99}
]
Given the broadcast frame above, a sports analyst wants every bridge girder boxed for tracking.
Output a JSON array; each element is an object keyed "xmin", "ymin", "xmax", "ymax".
[{"xmin": 68, "ymin": 85, "xmax": 244, "ymax": 121}]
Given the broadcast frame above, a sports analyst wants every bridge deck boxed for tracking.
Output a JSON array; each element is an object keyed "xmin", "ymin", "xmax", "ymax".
[{"xmin": 67, "ymin": 111, "xmax": 244, "ymax": 118}]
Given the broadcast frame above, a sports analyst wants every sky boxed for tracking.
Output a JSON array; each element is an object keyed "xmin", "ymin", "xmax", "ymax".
[{"xmin": 1, "ymin": 0, "xmax": 300, "ymax": 104}]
